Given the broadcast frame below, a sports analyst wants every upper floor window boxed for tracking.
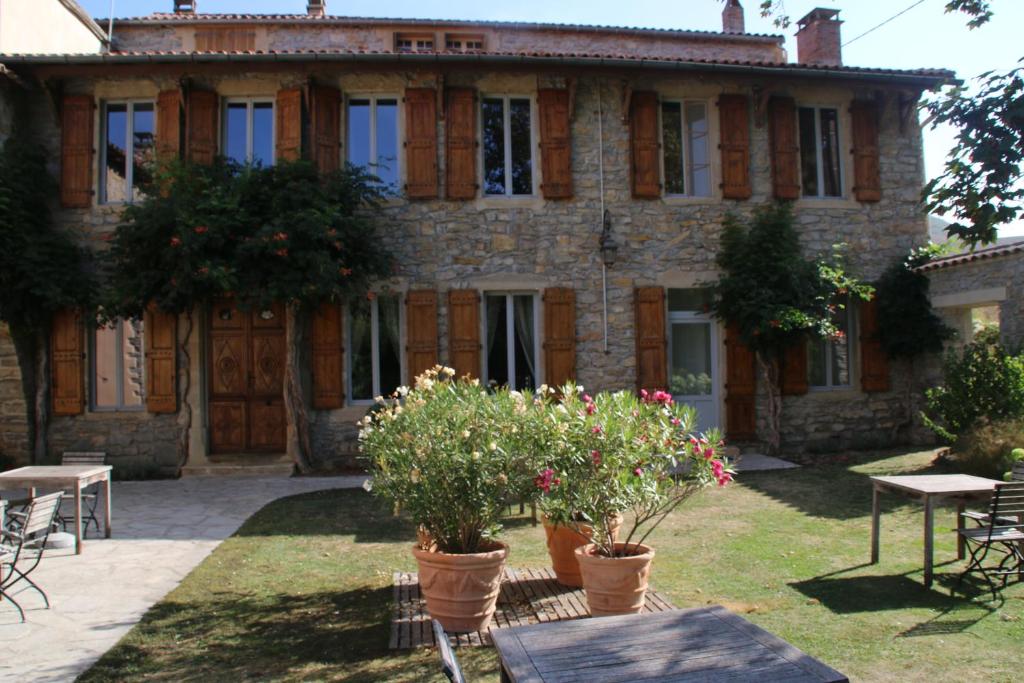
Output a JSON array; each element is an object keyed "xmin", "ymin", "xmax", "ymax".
[
  {"xmin": 395, "ymin": 34, "xmax": 434, "ymax": 52},
  {"xmin": 445, "ymin": 34, "xmax": 484, "ymax": 51},
  {"xmin": 799, "ymin": 106, "xmax": 842, "ymax": 198},
  {"xmin": 101, "ymin": 101, "xmax": 155, "ymax": 204},
  {"xmin": 482, "ymin": 96, "xmax": 533, "ymax": 197},
  {"xmin": 223, "ymin": 98, "xmax": 274, "ymax": 166},
  {"xmin": 347, "ymin": 96, "xmax": 399, "ymax": 191},
  {"xmin": 349, "ymin": 295, "xmax": 402, "ymax": 402},
  {"xmin": 484, "ymin": 293, "xmax": 538, "ymax": 390},
  {"xmin": 92, "ymin": 318, "xmax": 145, "ymax": 411},
  {"xmin": 661, "ymin": 101, "xmax": 711, "ymax": 197},
  {"xmin": 809, "ymin": 301, "xmax": 853, "ymax": 388}
]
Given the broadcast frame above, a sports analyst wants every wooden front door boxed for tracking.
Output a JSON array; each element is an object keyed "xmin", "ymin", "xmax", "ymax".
[{"xmin": 208, "ymin": 300, "xmax": 287, "ymax": 454}]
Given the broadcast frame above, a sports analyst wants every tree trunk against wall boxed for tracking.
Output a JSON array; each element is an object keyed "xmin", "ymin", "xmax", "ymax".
[
  {"xmin": 756, "ymin": 352, "xmax": 782, "ymax": 455},
  {"xmin": 284, "ymin": 302, "xmax": 313, "ymax": 472},
  {"xmin": 892, "ymin": 357, "xmax": 915, "ymax": 443},
  {"xmin": 176, "ymin": 309, "xmax": 194, "ymax": 470},
  {"xmin": 9, "ymin": 325, "xmax": 45, "ymax": 464},
  {"xmin": 32, "ymin": 330, "xmax": 48, "ymax": 464}
]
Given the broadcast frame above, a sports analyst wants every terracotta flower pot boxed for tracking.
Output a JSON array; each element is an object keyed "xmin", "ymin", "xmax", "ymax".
[
  {"xmin": 543, "ymin": 515, "xmax": 623, "ymax": 588},
  {"xmin": 575, "ymin": 541, "xmax": 655, "ymax": 617},
  {"xmin": 411, "ymin": 541, "xmax": 508, "ymax": 632}
]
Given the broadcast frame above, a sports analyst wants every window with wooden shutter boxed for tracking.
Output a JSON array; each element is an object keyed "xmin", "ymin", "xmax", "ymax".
[
  {"xmin": 634, "ymin": 287, "xmax": 668, "ymax": 393},
  {"xmin": 859, "ymin": 297, "xmax": 890, "ymax": 392},
  {"xmin": 850, "ymin": 100, "xmax": 881, "ymax": 202},
  {"xmin": 538, "ymin": 89, "xmax": 572, "ymax": 199},
  {"xmin": 405, "ymin": 290, "xmax": 439, "ymax": 380},
  {"xmin": 446, "ymin": 88, "xmax": 477, "ymax": 200},
  {"xmin": 156, "ymin": 89, "xmax": 182, "ymax": 162},
  {"xmin": 725, "ymin": 323, "xmax": 756, "ymax": 440},
  {"xmin": 447, "ymin": 289, "xmax": 481, "ymax": 378},
  {"xmin": 768, "ymin": 96, "xmax": 800, "ymax": 200},
  {"xmin": 404, "ymin": 88, "xmax": 438, "ymax": 199},
  {"xmin": 275, "ymin": 88, "xmax": 303, "ymax": 162},
  {"xmin": 630, "ymin": 91, "xmax": 660, "ymax": 199},
  {"xmin": 145, "ymin": 305, "xmax": 178, "ymax": 414},
  {"xmin": 186, "ymin": 89, "xmax": 219, "ymax": 165},
  {"xmin": 310, "ymin": 84, "xmax": 340, "ymax": 175},
  {"xmin": 51, "ymin": 308, "xmax": 84, "ymax": 416},
  {"xmin": 543, "ymin": 287, "xmax": 576, "ymax": 387},
  {"xmin": 311, "ymin": 302, "xmax": 344, "ymax": 409},
  {"xmin": 718, "ymin": 94, "xmax": 751, "ymax": 199},
  {"xmin": 60, "ymin": 94, "xmax": 94, "ymax": 208},
  {"xmin": 780, "ymin": 339, "xmax": 808, "ymax": 395}
]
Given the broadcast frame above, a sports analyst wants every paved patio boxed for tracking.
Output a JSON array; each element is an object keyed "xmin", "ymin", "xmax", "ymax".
[{"xmin": 0, "ymin": 474, "xmax": 367, "ymax": 682}]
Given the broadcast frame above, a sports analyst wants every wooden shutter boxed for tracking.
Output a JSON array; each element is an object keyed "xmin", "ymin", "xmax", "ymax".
[
  {"xmin": 538, "ymin": 89, "xmax": 573, "ymax": 199},
  {"xmin": 859, "ymin": 297, "xmax": 890, "ymax": 392},
  {"xmin": 60, "ymin": 94, "xmax": 94, "ymax": 209},
  {"xmin": 51, "ymin": 309, "xmax": 84, "ymax": 416},
  {"xmin": 725, "ymin": 323, "xmax": 756, "ymax": 440},
  {"xmin": 630, "ymin": 91, "xmax": 660, "ymax": 199},
  {"xmin": 780, "ymin": 339, "xmax": 808, "ymax": 396},
  {"xmin": 311, "ymin": 302, "xmax": 344, "ymax": 409},
  {"xmin": 543, "ymin": 288, "xmax": 576, "ymax": 387},
  {"xmin": 156, "ymin": 89, "xmax": 182, "ymax": 162},
  {"xmin": 145, "ymin": 305, "xmax": 178, "ymax": 414},
  {"xmin": 405, "ymin": 290, "xmax": 439, "ymax": 381},
  {"xmin": 634, "ymin": 287, "xmax": 667, "ymax": 393},
  {"xmin": 851, "ymin": 101, "xmax": 881, "ymax": 202},
  {"xmin": 768, "ymin": 96, "xmax": 800, "ymax": 200},
  {"xmin": 446, "ymin": 88, "xmax": 477, "ymax": 200},
  {"xmin": 186, "ymin": 89, "xmax": 219, "ymax": 165},
  {"xmin": 275, "ymin": 88, "xmax": 303, "ymax": 162},
  {"xmin": 310, "ymin": 84, "xmax": 341, "ymax": 175},
  {"xmin": 404, "ymin": 88, "xmax": 439, "ymax": 199},
  {"xmin": 447, "ymin": 289, "xmax": 481, "ymax": 378},
  {"xmin": 718, "ymin": 94, "xmax": 751, "ymax": 199}
]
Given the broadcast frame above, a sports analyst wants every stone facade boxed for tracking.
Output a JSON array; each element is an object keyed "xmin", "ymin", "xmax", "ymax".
[{"xmin": 0, "ymin": 326, "xmax": 30, "ymax": 464}]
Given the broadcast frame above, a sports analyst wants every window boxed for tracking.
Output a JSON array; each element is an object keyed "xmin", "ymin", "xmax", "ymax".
[
  {"xmin": 101, "ymin": 101, "xmax": 155, "ymax": 203},
  {"xmin": 223, "ymin": 99, "xmax": 274, "ymax": 165},
  {"xmin": 348, "ymin": 295, "xmax": 402, "ymax": 402},
  {"xmin": 484, "ymin": 293, "xmax": 538, "ymax": 390},
  {"xmin": 346, "ymin": 96, "xmax": 399, "ymax": 190},
  {"xmin": 445, "ymin": 34, "xmax": 484, "ymax": 51},
  {"xmin": 809, "ymin": 302, "xmax": 853, "ymax": 388},
  {"xmin": 92, "ymin": 319, "xmax": 145, "ymax": 411},
  {"xmin": 395, "ymin": 34, "xmax": 434, "ymax": 52},
  {"xmin": 660, "ymin": 101, "xmax": 711, "ymax": 197},
  {"xmin": 482, "ymin": 96, "xmax": 533, "ymax": 196},
  {"xmin": 799, "ymin": 106, "xmax": 842, "ymax": 198}
]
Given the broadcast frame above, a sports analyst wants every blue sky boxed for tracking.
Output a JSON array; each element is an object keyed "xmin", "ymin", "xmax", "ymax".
[{"xmin": 82, "ymin": 0, "xmax": 1024, "ymax": 237}]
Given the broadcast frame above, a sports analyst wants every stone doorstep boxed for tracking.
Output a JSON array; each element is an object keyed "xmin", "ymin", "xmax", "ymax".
[{"xmin": 181, "ymin": 455, "xmax": 295, "ymax": 477}]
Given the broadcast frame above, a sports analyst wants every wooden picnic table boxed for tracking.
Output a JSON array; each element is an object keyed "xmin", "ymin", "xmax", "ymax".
[
  {"xmin": 870, "ymin": 474, "xmax": 1000, "ymax": 587},
  {"xmin": 491, "ymin": 605, "xmax": 848, "ymax": 682},
  {"xmin": 0, "ymin": 465, "xmax": 112, "ymax": 554}
]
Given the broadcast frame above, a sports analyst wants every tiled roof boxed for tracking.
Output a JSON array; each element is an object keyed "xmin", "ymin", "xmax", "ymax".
[{"xmin": 916, "ymin": 240, "xmax": 1024, "ymax": 272}]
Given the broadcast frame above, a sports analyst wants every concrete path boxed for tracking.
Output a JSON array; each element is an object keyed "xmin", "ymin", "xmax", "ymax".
[
  {"xmin": 734, "ymin": 453, "xmax": 800, "ymax": 471},
  {"xmin": 0, "ymin": 475, "xmax": 367, "ymax": 682}
]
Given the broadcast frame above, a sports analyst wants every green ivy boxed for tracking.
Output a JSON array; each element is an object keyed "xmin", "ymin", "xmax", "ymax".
[{"xmin": 875, "ymin": 245, "xmax": 953, "ymax": 360}]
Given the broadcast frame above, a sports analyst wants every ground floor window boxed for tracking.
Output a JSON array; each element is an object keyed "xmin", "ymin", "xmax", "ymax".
[
  {"xmin": 484, "ymin": 293, "xmax": 538, "ymax": 390},
  {"xmin": 809, "ymin": 302, "xmax": 853, "ymax": 388},
  {"xmin": 92, "ymin": 318, "xmax": 145, "ymax": 410},
  {"xmin": 348, "ymin": 295, "xmax": 402, "ymax": 402}
]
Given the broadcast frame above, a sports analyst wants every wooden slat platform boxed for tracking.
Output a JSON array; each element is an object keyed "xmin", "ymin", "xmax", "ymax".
[{"xmin": 390, "ymin": 566, "xmax": 677, "ymax": 649}]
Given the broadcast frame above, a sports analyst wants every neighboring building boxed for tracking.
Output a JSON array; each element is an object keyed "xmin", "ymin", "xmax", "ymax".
[
  {"xmin": 0, "ymin": 1, "xmax": 954, "ymax": 473},
  {"xmin": 0, "ymin": 0, "xmax": 106, "ymax": 55}
]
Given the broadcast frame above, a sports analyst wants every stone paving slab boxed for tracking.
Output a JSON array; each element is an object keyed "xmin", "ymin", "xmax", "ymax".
[
  {"xmin": 734, "ymin": 453, "xmax": 800, "ymax": 471},
  {"xmin": 0, "ymin": 474, "xmax": 367, "ymax": 683}
]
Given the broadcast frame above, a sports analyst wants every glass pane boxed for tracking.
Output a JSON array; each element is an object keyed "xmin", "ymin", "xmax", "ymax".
[
  {"xmin": 798, "ymin": 107, "xmax": 818, "ymax": 197},
  {"xmin": 377, "ymin": 296, "xmax": 402, "ymax": 396},
  {"xmin": 686, "ymin": 103, "xmax": 710, "ymax": 196},
  {"xmin": 808, "ymin": 338, "xmax": 828, "ymax": 387},
  {"xmin": 375, "ymin": 99, "xmax": 399, "ymax": 190},
  {"xmin": 224, "ymin": 103, "xmax": 248, "ymax": 164},
  {"xmin": 820, "ymin": 108, "xmax": 841, "ymax": 197},
  {"xmin": 122, "ymin": 318, "xmax": 145, "ymax": 408},
  {"xmin": 252, "ymin": 102, "xmax": 274, "ymax": 166},
  {"xmin": 347, "ymin": 100, "xmax": 371, "ymax": 170},
  {"xmin": 510, "ymin": 99, "xmax": 532, "ymax": 195},
  {"xmin": 104, "ymin": 104, "xmax": 128, "ymax": 203},
  {"xmin": 667, "ymin": 288, "xmax": 711, "ymax": 313},
  {"xmin": 349, "ymin": 301, "xmax": 373, "ymax": 401},
  {"xmin": 670, "ymin": 323, "xmax": 712, "ymax": 396},
  {"xmin": 661, "ymin": 102, "xmax": 684, "ymax": 195},
  {"xmin": 482, "ymin": 98, "xmax": 506, "ymax": 195},
  {"xmin": 485, "ymin": 295, "xmax": 508, "ymax": 386},
  {"xmin": 131, "ymin": 103, "xmax": 155, "ymax": 200},
  {"xmin": 512, "ymin": 295, "xmax": 536, "ymax": 390},
  {"xmin": 94, "ymin": 324, "xmax": 119, "ymax": 407}
]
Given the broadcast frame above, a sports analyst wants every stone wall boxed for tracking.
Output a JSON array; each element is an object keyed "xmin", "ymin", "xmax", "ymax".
[{"xmin": 0, "ymin": 325, "xmax": 29, "ymax": 464}]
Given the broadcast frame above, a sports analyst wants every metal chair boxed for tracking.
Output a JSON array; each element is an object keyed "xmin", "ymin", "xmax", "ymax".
[
  {"xmin": 954, "ymin": 481, "xmax": 1024, "ymax": 600},
  {"xmin": 962, "ymin": 462, "xmax": 1024, "ymax": 527},
  {"xmin": 432, "ymin": 620, "xmax": 466, "ymax": 683},
  {"xmin": 1, "ymin": 491, "xmax": 64, "ymax": 622},
  {"xmin": 57, "ymin": 451, "xmax": 106, "ymax": 537}
]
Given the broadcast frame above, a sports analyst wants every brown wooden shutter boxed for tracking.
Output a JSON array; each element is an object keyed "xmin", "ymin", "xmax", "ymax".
[
  {"xmin": 630, "ymin": 91, "xmax": 660, "ymax": 199},
  {"xmin": 780, "ymin": 339, "xmax": 808, "ymax": 396},
  {"xmin": 51, "ymin": 309, "xmax": 84, "ymax": 416},
  {"xmin": 446, "ymin": 88, "xmax": 477, "ymax": 200},
  {"xmin": 543, "ymin": 288, "xmax": 576, "ymax": 387},
  {"xmin": 310, "ymin": 84, "xmax": 341, "ymax": 175},
  {"xmin": 186, "ymin": 89, "xmax": 219, "ymax": 165},
  {"xmin": 60, "ymin": 95, "xmax": 94, "ymax": 209},
  {"xmin": 859, "ymin": 297, "xmax": 890, "ymax": 392},
  {"xmin": 718, "ymin": 94, "xmax": 751, "ymax": 199},
  {"xmin": 404, "ymin": 88, "xmax": 439, "ymax": 199},
  {"xmin": 538, "ymin": 89, "xmax": 573, "ymax": 199},
  {"xmin": 311, "ymin": 302, "xmax": 344, "ymax": 409},
  {"xmin": 145, "ymin": 305, "xmax": 178, "ymax": 414},
  {"xmin": 634, "ymin": 287, "xmax": 667, "ymax": 393},
  {"xmin": 851, "ymin": 100, "xmax": 881, "ymax": 202},
  {"xmin": 725, "ymin": 323, "xmax": 757, "ymax": 440},
  {"xmin": 275, "ymin": 88, "xmax": 303, "ymax": 162},
  {"xmin": 405, "ymin": 290, "xmax": 439, "ymax": 381},
  {"xmin": 768, "ymin": 96, "xmax": 800, "ymax": 200},
  {"xmin": 156, "ymin": 89, "xmax": 182, "ymax": 162},
  {"xmin": 447, "ymin": 289, "xmax": 481, "ymax": 378}
]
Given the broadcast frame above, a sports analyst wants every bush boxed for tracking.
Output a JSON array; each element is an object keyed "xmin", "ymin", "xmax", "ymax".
[{"xmin": 949, "ymin": 418, "xmax": 1024, "ymax": 479}]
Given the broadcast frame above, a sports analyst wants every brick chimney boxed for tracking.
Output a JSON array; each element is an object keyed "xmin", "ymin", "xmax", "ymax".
[
  {"xmin": 722, "ymin": 0, "xmax": 745, "ymax": 34},
  {"xmin": 796, "ymin": 8, "xmax": 843, "ymax": 66},
  {"xmin": 173, "ymin": 0, "xmax": 196, "ymax": 13},
  {"xmin": 307, "ymin": 0, "xmax": 326, "ymax": 17}
]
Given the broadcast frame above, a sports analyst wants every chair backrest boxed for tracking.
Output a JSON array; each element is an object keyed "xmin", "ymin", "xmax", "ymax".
[
  {"xmin": 62, "ymin": 451, "xmax": 107, "ymax": 467},
  {"xmin": 1012, "ymin": 461, "xmax": 1024, "ymax": 482},
  {"xmin": 432, "ymin": 620, "xmax": 466, "ymax": 683},
  {"xmin": 21, "ymin": 492, "xmax": 64, "ymax": 539},
  {"xmin": 989, "ymin": 481, "xmax": 1024, "ymax": 527}
]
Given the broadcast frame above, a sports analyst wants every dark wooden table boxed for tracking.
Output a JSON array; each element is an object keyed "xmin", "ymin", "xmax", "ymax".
[{"xmin": 491, "ymin": 606, "xmax": 848, "ymax": 682}]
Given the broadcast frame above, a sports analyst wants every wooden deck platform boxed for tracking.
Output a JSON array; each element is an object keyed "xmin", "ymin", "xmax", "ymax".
[{"xmin": 390, "ymin": 566, "xmax": 677, "ymax": 649}]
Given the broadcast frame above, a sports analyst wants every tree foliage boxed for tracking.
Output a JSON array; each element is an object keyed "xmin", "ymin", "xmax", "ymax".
[{"xmin": 875, "ymin": 245, "xmax": 953, "ymax": 359}]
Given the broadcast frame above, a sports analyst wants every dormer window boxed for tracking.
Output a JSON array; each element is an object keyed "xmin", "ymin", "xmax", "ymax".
[
  {"xmin": 445, "ymin": 34, "xmax": 485, "ymax": 52},
  {"xmin": 395, "ymin": 33, "xmax": 434, "ymax": 52}
]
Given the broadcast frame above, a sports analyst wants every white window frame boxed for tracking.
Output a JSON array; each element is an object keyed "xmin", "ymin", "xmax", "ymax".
[
  {"xmin": 100, "ymin": 99, "xmax": 155, "ymax": 204},
  {"xmin": 90, "ymin": 318, "xmax": 145, "ymax": 412},
  {"xmin": 809, "ymin": 304, "xmax": 856, "ymax": 390},
  {"xmin": 346, "ymin": 296, "xmax": 405, "ymax": 405},
  {"xmin": 345, "ymin": 94, "xmax": 401, "ymax": 189},
  {"xmin": 658, "ymin": 99, "xmax": 712, "ymax": 198},
  {"xmin": 479, "ymin": 94, "xmax": 537, "ymax": 198},
  {"xmin": 798, "ymin": 104, "xmax": 844, "ymax": 199},
  {"xmin": 481, "ymin": 291, "xmax": 541, "ymax": 391},
  {"xmin": 221, "ymin": 97, "xmax": 275, "ymax": 165}
]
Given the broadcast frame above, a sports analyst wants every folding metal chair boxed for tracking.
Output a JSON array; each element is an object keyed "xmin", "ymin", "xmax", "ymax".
[
  {"xmin": 432, "ymin": 620, "xmax": 467, "ymax": 683},
  {"xmin": 1, "ymin": 491, "xmax": 64, "ymax": 622},
  {"xmin": 954, "ymin": 482, "xmax": 1024, "ymax": 600},
  {"xmin": 57, "ymin": 451, "xmax": 106, "ymax": 538}
]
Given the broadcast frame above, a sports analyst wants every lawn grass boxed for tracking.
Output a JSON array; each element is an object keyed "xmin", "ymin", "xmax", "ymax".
[{"xmin": 81, "ymin": 449, "xmax": 1023, "ymax": 682}]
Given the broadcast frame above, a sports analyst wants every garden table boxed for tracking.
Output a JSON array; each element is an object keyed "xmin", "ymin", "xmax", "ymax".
[
  {"xmin": 870, "ymin": 474, "xmax": 1000, "ymax": 587},
  {"xmin": 0, "ymin": 465, "xmax": 112, "ymax": 554},
  {"xmin": 491, "ymin": 605, "xmax": 848, "ymax": 682}
]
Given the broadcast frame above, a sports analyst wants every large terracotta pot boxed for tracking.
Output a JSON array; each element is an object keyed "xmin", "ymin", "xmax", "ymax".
[
  {"xmin": 411, "ymin": 541, "xmax": 508, "ymax": 632},
  {"xmin": 543, "ymin": 515, "xmax": 622, "ymax": 588},
  {"xmin": 575, "ymin": 541, "xmax": 655, "ymax": 616}
]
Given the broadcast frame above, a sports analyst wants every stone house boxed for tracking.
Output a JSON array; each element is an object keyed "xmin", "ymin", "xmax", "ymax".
[{"xmin": 0, "ymin": 1, "xmax": 954, "ymax": 474}]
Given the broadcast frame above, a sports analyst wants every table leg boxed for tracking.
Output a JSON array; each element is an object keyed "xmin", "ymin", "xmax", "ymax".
[
  {"xmin": 500, "ymin": 663, "xmax": 513, "ymax": 683},
  {"xmin": 871, "ymin": 484, "xmax": 881, "ymax": 564},
  {"xmin": 29, "ymin": 486, "xmax": 37, "ymax": 500},
  {"xmin": 104, "ymin": 475, "xmax": 112, "ymax": 539},
  {"xmin": 957, "ymin": 502, "xmax": 965, "ymax": 560},
  {"xmin": 923, "ymin": 495, "xmax": 934, "ymax": 588},
  {"xmin": 74, "ymin": 484, "xmax": 83, "ymax": 555}
]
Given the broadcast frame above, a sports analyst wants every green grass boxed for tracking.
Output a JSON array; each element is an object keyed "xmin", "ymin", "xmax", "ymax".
[{"xmin": 81, "ymin": 449, "xmax": 1023, "ymax": 682}]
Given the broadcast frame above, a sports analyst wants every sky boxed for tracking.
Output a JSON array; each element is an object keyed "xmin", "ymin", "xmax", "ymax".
[{"xmin": 81, "ymin": 0, "xmax": 1024, "ymax": 238}]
